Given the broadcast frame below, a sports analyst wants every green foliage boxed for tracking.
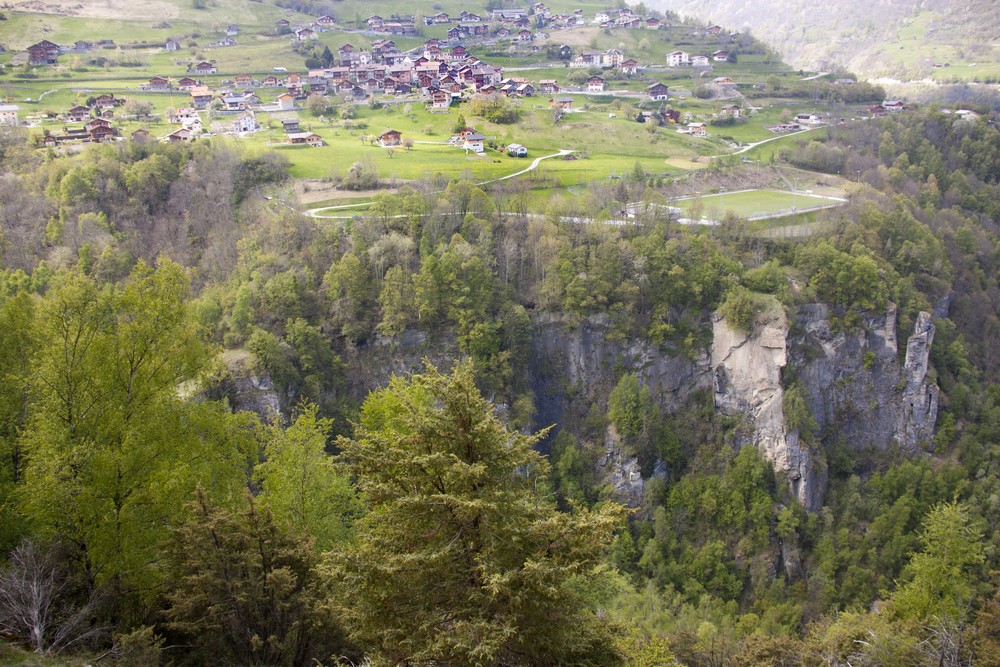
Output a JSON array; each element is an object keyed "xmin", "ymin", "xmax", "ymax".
[
  {"xmin": 891, "ymin": 501, "xmax": 985, "ymax": 623},
  {"xmin": 469, "ymin": 93, "xmax": 521, "ymax": 124},
  {"xmin": 326, "ymin": 362, "xmax": 629, "ymax": 665},
  {"xmin": 255, "ymin": 404, "xmax": 360, "ymax": 551},
  {"xmin": 18, "ymin": 260, "xmax": 256, "ymax": 605},
  {"xmin": 166, "ymin": 487, "xmax": 352, "ymax": 666}
]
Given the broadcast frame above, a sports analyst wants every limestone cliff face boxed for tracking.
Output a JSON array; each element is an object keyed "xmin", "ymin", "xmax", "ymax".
[
  {"xmin": 789, "ymin": 305, "xmax": 938, "ymax": 454},
  {"xmin": 711, "ymin": 310, "xmax": 822, "ymax": 510},
  {"xmin": 215, "ymin": 303, "xmax": 939, "ymax": 512}
]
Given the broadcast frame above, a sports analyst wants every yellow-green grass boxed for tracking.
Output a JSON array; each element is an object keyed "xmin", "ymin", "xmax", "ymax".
[{"xmin": 674, "ymin": 189, "xmax": 841, "ymax": 220}]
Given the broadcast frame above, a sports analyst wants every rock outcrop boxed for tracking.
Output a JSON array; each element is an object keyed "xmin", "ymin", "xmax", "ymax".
[
  {"xmin": 599, "ymin": 424, "xmax": 646, "ymax": 507},
  {"xmin": 711, "ymin": 309, "xmax": 822, "ymax": 510},
  {"xmin": 790, "ymin": 305, "xmax": 938, "ymax": 455}
]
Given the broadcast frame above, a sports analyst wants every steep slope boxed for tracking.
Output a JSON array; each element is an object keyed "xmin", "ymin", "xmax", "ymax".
[{"xmin": 647, "ymin": 0, "xmax": 1000, "ymax": 79}]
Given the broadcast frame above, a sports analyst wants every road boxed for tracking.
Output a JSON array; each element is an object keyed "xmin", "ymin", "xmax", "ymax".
[
  {"xmin": 711, "ymin": 126, "xmax": 820, "ymax": 158},
  {"xmin": 305, "ymin": 149, "xmax": 575, "ymax": 218}
]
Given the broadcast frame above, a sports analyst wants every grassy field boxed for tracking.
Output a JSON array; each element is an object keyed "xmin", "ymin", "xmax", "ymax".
[{"xmin": 673, "ymin": 189, "xmax": 843, "ymax": 220}]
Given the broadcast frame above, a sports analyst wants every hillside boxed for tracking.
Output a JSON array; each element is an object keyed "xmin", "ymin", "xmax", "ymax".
[{"xmin": 648, "ymin": 0, "xmax": 1000, "ymax": 81}]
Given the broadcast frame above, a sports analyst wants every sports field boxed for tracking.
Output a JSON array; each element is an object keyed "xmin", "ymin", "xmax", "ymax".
[{"xmin": 674, "ymin": 189, "xmax": 845, "ymax": 220}]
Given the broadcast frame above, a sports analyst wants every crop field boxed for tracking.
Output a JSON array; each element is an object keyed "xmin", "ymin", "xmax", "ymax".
[{"xmin": 673, "ymin": 189, "xmax": 845, "ymax": 220}]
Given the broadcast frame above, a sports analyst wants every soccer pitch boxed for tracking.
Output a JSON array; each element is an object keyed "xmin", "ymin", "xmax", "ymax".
[{"xmin": 674, "ymin": 189, "xmax": 845, "ymax": 220}]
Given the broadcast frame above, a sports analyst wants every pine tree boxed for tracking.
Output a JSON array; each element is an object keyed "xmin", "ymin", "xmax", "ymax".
[{"xmin": 326, "ymin": 361, "xmax": 629, "ymax": 665}]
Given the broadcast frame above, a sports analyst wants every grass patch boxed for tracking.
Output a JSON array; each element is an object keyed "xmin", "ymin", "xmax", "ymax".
[{"xmin": 674, "ymin": 189, "xmax": 841, "ymax": 220}]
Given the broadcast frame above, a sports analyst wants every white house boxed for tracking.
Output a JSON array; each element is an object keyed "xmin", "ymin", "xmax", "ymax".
[
  {"xmin": 667, "ymin": 50, "xmax": 689, "ymax": 67},
  {"xmin": 690, "ymin": 55, "xmax": 710, "ymax": 67},
  {"xmin": 0, "ymin": 104, "xmax": 20, "ymax": 126},
  {"xmin": 687, "ymin": 122, "xmax": 707, "ymax": 136},
  {"xmin": 233, "ymin": 111, "xmax": 257, "ymax": 133},
  {"xmin": 463, "ymin": 131, "xmax": 485, "ymax": 153}
]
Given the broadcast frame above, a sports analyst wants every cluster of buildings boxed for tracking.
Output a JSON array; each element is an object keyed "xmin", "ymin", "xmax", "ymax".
[
  {"xmin": 667, "ymin": 50, "xmax": 732, "ymax": 67},
  {"xmin": 569, "ymin": 49, "xmax": 639, "ymax": 74}
]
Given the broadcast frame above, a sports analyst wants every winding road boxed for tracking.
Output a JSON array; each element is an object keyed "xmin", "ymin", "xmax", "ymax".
[{"xmin": 304, "ymin": 149, "xmax": 574, "ymax": 218}]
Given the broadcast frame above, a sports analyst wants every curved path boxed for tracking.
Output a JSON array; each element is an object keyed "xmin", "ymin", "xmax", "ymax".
[
  {"xmin": 304, "ymin": 149, "xmax": 574, "ymax": 218},
  {"xmin": 711, "ymin": 126, "xmax": 820, "ymax": 158}
]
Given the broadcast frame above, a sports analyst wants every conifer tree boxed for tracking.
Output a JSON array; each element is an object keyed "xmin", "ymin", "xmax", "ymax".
[{"xmin": 326, "ymin": 361, "xmax": 629, "ymax": 665}]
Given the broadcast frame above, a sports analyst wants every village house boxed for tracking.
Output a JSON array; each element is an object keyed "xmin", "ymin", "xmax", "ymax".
[
  {"xmin": 463, "ymin": 131, "xmax": 486, "ymax": 153},
  {"xmin": 712, "ymin": 50, "xmax": 729, "ymax": 62},
  {"xmin": 647, "ymin": 82, "xmax": 670, "ymax": 101},
  {"xmin": 883, "ymin": 100, "xmax": 904, "ymax": 112},
  {"xmin": 587, "ymin": 76, "xmax": 606, "ymax": 92},
  {"xmin": 378, "ymin": 128, "xmax": 402, "ymax": 147},
  {"xmin": 192, "ymin": 61, "xmax": 217, "ymax": 75},
  {"xmin": 260, "ymin": 75, "xmax": 280, "ymax": 88},
  {"xmin": 281, "ymin": 118, "xmax": 300, "ymax": 133},
  {"xmin": 711, "ymin": 76, "xmax": 736, "ymax": 89},
  {"xmin": 130, "ymin": 128, "xmax": 150, "ymax": 143},
  {"xmin": 719, "ymin": 104, "xmax": 741, "ymax": 118},
  {"xmin": 165, "ymin": 39, "xmax": 180, "ymax": 52},
  {"xmin": 234, "ymin": 73, "xmax": 255, "ymax": 88},
  {"xmin": 666, "ymin": 50, "xmax": 689, "ymax": 67},
  {"xmin": 295, "ymin": 27, "xmax": 316, "ymax": 41},
  {"xmin": 552, "ymin": 97, "xmax": 573, "ymax": 111},
  {"xmin": 706, "ymin": 25, "xmax": 723, "ymax": 36},
  {"xmin": 645, "ymin": 18, "xmax": 661, "ymax": 29},
  {"xmin": 233, "ymin": 112, "xmax": 257, "ymax": 133},
  {"xmin": 221, "ymin": 94, "xmax": 248, "ymax": 111},
  {"xmin": 516, "ymin": 83, "xmax": 535, "ymax": 97},
  {"xmin": 66, "ymin": 105, "xmax": 91, "ymax": 122},
  {"xmin": 687, "ymin": 122, "xmax": 707, "ymax": 136},
  {"xmin": 602, "ymin": 49, "xmax": 624, "ymax": 68},
  {"xmin": 0, "ymin": 105, "xmax": 19, "ymax": 126},
  {"xmin": 539, "ymin": 79, "xmax": 559, "ymax": 94},
  {"xmin": 506, "ymin": 143, "xmax": 528, "ymax": 157},
  {"xmin": 177, "ymin": 77, "xmax": 199, "ymax": 89},
  {"xmin": 430, "ymin": 90, "xmax": 450, "ymax": 109},
  {"xmin": 288, "ymin": 131, "xmax": 324, "ymax": 146},
  {"xmin": 795, "ymin": 113, "xmax": 822, "ymax": 125},
  {"xmin": 173, "ymin": 107, "xmax": 199, "ymax": 122},
  {"xmin": 690, "ymin": 55, "xmax": 711, "ymax": 67},
  {"xmin": 316, "ymin": 15, "xmax": 336, "ymax": 27},
  {"xmin": 620, "ymin": 59, "xmax": 638, "ymax": 75},
  {"xmin": 225, "ymin": 24, "xmax": 239, "ymax": 36},
  {"xmin": 492, "ymin": 8, "xmax": 528, "ymax": 22},
  {"xmin": 189, "ymin": 87, "xmax": 214, "ymax": 109},
  {"xmin": 275, "ymin": 19, "xmax": 290, "ymax": 30},
  {"xmin": 27, "ymin": 40, "xmax": 59, "ymax": 65},
  {"xmin": 148, "ymin": 76, "xmax": 171, "ymax": 90},
  {"xmin": 276, "ymin": 92, "xmax": 296, "ymax": 110},
  {"xmin": 84, "ymin": 118, "xmax": 115, "ymax": 142},
  {"xmin": 164, "ymin": 127, "xmax": 192, "ymax": 142}
]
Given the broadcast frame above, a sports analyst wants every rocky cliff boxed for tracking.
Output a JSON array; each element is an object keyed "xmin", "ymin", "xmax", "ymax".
[
  {"xmin": 220, "ymin": 303, "xmax": 939, "ymax": 512},
  {"xmin": 711, "ymin": 309, "xmax": 822, "ymax": 510},
  {"xmin": 789, "ymin": 304, "xmax": 938, "ymax": 455},
  {"xmin": 531, "ymin": 304, "xmax": 938, "ymax": 511}
]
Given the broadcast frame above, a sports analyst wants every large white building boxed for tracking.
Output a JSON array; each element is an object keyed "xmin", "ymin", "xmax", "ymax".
[
  {"xmin": 666, "ymin": 50, "xmax": 689, "ymax": 67},
  {"xmin": 0, "ymin": 105, "xmax": 19, "ymax": 126}
]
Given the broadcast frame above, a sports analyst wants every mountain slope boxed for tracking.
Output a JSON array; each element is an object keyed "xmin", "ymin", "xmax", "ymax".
[{"xmin": 647, "ymin": 0, "xmax": 1000, "ymax": 80}]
